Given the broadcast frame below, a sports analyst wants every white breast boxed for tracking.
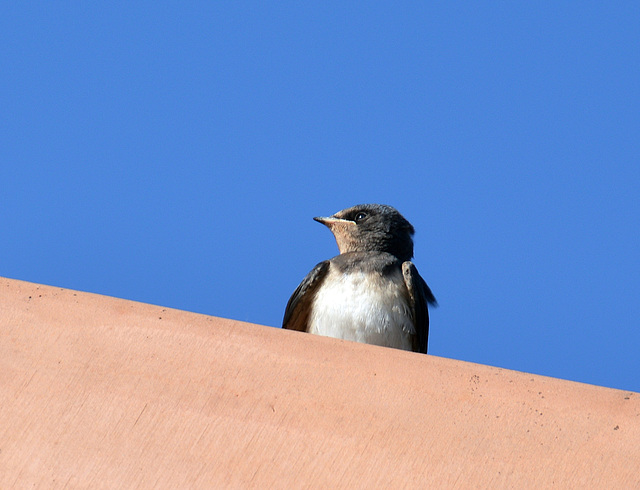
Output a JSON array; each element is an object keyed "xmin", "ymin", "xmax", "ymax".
[{"xmin": 308, "ymin": 267, "xmax": 414, "ymax": 351}]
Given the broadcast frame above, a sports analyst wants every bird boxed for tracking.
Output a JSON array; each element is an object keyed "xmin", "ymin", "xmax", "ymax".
[{"xmin": 282, "ymin": 204, "xmax": 436, "ymax": 353}]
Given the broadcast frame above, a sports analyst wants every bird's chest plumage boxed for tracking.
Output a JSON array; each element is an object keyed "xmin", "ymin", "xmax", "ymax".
[{"xmin": 308, "ymin": 267, "xmax": 414, "ymax": 350}]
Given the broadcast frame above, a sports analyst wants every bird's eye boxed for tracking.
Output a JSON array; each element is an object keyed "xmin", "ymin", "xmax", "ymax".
[{"xmin": 354, "ymin": 212, "xmax": 367, "ymax": 222}]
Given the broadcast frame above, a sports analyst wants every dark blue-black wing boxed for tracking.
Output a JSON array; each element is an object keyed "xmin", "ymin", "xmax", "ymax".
[
  {"xmin": 282, "ymin": 261, "xmax": 331, "ymax": 332},
  {"xmin": 402, "ymin": 261, "xmax": 437, "ymax": 354}
]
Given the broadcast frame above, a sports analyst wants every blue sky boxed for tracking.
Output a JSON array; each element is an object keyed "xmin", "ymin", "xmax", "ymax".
[{"xmin": 2, "ymin": 3, "xmax": 638, "ymax": 392}]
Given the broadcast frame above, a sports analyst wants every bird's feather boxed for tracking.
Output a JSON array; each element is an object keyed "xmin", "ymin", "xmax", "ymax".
[
  {"xmin": 402, "ymin": 261, "xmax": 436, "ymax": 354},
  {"xmin": 282, "ymin": 261, "xmax": 330, "ymax": 332}
]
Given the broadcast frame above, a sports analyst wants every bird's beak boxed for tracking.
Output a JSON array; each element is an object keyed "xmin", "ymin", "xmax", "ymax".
[{"xmin": 313, "ymin": 216, "xmax": 352, "ymax": 228}]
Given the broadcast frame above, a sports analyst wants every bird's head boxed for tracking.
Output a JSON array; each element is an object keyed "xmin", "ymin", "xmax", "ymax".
[{"xmin": 314, "ymin": 204, "xmax": 415, "ymax": 261}]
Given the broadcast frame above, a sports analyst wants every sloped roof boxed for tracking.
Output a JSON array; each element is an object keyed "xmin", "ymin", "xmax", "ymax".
[{"xmin": 1, "ymin": 277, "xmax": 638, "ymax": 487}]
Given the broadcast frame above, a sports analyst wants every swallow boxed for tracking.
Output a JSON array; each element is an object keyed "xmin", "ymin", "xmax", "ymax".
[{"xmin": 282, "ymin": 204, "xmax": 436, "ymax": 353}]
